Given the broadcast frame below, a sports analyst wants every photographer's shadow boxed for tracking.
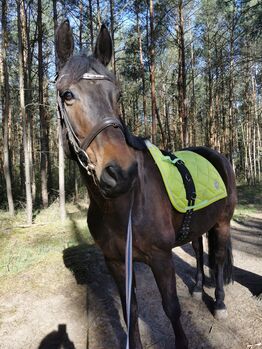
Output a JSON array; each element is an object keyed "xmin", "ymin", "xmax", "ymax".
[{"xmin": 38, "ymin": 324, "xmax": 75, "ymax": 349}]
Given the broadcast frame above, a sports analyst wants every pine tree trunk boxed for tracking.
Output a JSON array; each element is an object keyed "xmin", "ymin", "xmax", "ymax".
[
  {"xmin": 190, "ymin": 34, "xmax": 196, "ymax": 146},
  {"xmin": 228, "ymin": 2, "xmax": 236, "ymax": 164},
  {"xmin": 206, "ymin": 30, "xmax": 214, "ymax": 147},
  {"xmin": 177, "ymin": 0, "xmax": 188, "ymax": 147},
  {"xmin": 58, "ymin": 119, "xmax": 66, "ymax": 221},
  {"xmin": 88, "ymin": 0, "xmax": 94, "ymax": 51},
  {"xmin": 1, "ymin": 0, "xmax": 14, "ymax": 215},
  {"xmin": 109, "ymin": 0, "xmax": 116, "ymax": 73},
  {"xmin": 164, "ymin": 97, "xmax": 172, "ymax": 149},
  {"xmin": 79, "ymin": 0, "xmax": 83, "ymax": 50},
  {"xmin": 38, "ymin": 0, "xmax": 49, "ymax": 208},
  {"xmin": 96, "ymin": 0, "xmax": 101, "ymax": 28},
  {"xmin": 251, "ymin": 73, "xmax": 257, "ymax": 182},
  {"xmin": 24, "ymin": 5, "xmax": 36, "ymax": 204},
  {"xmin": 17, "ymin": 0, "xmax": 32, "ymax": 224},
  {"xmin": 155, "ymin": 107, "xmax": 166, "ymax": 147},
  {"xmin": 220, "ymin": 48, "xmax": 226, "ymax": 155},
  {"xmin": 136, "ymin": 6, "xmax": 148, "ymax": 136},
  {"xmin": 149, "ymin": 0, "xmax": 157, "ymax": 144},
  {"xmin": 53, "ymin": 0, "xmax": 66, "ymax": 222}
]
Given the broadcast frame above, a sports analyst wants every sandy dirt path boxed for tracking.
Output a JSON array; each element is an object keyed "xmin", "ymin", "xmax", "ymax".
[{"xmin": 0, "ymin": 214, "xmax": 261, "ymax": 349}]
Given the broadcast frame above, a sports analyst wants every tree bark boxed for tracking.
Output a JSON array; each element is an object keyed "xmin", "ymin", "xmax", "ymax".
[
  {"xmin": 109, "ymin": 0, "xmax": 116, "ymax": 73},
  {"xmin": 79, "ymin": 0, "xmax": 83, "ymax": 50},
  {"xmin": 17, "ymin": 0, "xmax": 33, "ymax": 224},
  {"xmin": 136, "ymin": 4, "xmax": 148, "ymax": 136},
  {"xmin": 38, "ymin": 0, "xmax": 49, "ymax": 208},
  {"xmin": 177, "ymin": 0, "xmax": 188, "ymax": 147},
  {"xmin": 96, "ymin": 0, "xmax": 101, "ymax": 29},
  {"xmin": 53, "ymin": 0, "xmax": 66, "ymax": 222},
  {"xmin": 1, "ymin": 0, "xmax": 14, "ymax": 215},
  {"xmin": 189, "ymin": 29, "xmax": 196, "ymax": 146},
  {"xmin": 88, "ymin": 0, "xmax": 94, "ymax": 51},
  {"xmin": 24, "ymin": 3, "xmax": 36, "ymax": 204},
  {"xmin": 149, "ymin": 0, "xmax": 157, "ymax": 144},
  {"xmin": 228, "ymin": 1, "xmax": 236, "ymax": 164},
  {"xmin": 206, "ymin": 30, "xmax": 214, "ymax": 147}
]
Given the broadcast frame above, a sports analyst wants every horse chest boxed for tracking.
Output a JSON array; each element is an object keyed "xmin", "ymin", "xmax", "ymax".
[{"xmin": 95, "ymin": 228, "xmax": 149, "ymax": 263}]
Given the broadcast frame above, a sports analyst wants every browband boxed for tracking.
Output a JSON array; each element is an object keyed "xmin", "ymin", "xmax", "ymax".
[{"xmin": 82, "ymin": 73, "xmax": 110, "ymax": 80}]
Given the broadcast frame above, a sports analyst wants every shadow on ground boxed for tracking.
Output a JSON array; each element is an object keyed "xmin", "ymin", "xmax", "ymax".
[
  {"xmin": 62, "ymin": 214, "xmax": 217, "ymax": 349},
  {"xmin": 180, "ymin": 232, "xmax": 262, "ymax": 297},
  {"xmin": 38, "ymin": 324, "xmax": 76, "ymax": 349}
]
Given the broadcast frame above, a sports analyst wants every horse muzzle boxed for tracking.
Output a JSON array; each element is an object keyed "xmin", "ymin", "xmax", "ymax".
[{"xmin": 100, "ymin": 161, "xmax": 138, "ymax": 198}]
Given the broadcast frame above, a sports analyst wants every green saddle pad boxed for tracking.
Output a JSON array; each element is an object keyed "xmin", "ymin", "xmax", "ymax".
[{"xmin": 145, "ymin": 141, "xmax": 227, "ymax": 213}]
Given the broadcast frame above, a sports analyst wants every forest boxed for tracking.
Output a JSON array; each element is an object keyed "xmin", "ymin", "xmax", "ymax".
[{"xmin": 0, "ymin": 0, "xmax": 261, "ymax": 223}]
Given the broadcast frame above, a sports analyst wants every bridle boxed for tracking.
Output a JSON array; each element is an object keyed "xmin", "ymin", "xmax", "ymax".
[
  {"xmin": 57, "ymin": 72, "xmax": 135, "ymax": 349},
  {"xmin": 56, "ymin": 72, "xmax": 124, "ymax": 176}
]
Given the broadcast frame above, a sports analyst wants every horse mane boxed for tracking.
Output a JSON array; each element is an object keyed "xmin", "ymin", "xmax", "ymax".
[{"xmin": 120, "ymin": 118, "xmax": 147, "ymax": 151}]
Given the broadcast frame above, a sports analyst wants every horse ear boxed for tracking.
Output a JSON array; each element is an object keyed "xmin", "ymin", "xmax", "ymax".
[
  {"xmin": 55, "ymin": 19, "xmax": 74, "ymax": 70},
  {"xmin": 94, "ymin": 24, "xmax": 112, "ymax": 66}
]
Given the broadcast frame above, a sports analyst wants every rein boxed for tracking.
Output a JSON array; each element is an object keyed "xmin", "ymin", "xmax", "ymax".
[
  {"xmin": 125, "ymin": 191, "xmax": 134, "ymax": 349},
  {"xmin": 56, "ymin": 73, "xmax": 124, "ymax": 176},
  {"xmin": 57, "ymin": 71, "xmax": 134, "ymax": 347}
]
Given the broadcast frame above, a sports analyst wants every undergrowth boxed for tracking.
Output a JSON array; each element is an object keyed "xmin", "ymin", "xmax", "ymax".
[
  {"xmin": 233, "ymin": 184, "xmax": 262, "ymax": 221},
  {"xmin": 0, "ymin": 200, "xmax": 93, "ymax": 278}
]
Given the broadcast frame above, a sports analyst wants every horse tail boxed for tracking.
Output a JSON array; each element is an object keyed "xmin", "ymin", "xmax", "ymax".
[{"xmin": 207, "ymin": 227, "xmax": 234, "ymax": 285}]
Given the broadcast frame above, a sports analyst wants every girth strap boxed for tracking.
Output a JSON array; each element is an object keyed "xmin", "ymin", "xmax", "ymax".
[{"xmin": 168, "ymin": 153, "xmax": 196, "ymax": 243}]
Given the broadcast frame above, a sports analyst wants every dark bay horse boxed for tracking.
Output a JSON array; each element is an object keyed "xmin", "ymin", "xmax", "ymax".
[{"xmin": 55, "ymin": 20, "xmax": 237, "ymax": 349}]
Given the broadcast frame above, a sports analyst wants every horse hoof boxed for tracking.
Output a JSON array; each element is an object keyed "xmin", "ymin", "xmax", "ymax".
[
  {"xmin": 214, "ymin": 308, "xmax": 228, "ymax": 320},
  {"xmin": 192, "ymin": 291, "xmax": 202, "ymax": 300}
]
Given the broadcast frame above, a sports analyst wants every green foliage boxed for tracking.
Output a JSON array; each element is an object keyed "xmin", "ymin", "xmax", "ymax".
[{"xmin": 0, "ymin": 0, "xmax": 261, "ymax": 213}]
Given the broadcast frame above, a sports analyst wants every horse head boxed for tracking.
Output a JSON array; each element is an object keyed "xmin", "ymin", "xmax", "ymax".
[{"xmin": 55, "ymin": 20, "xmax": 138, "ymax": 198}]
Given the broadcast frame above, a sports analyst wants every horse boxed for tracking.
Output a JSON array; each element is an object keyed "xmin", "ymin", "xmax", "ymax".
[{"xmin": 55, "ymin": 20, "xmax": 237, "ymax": 349}]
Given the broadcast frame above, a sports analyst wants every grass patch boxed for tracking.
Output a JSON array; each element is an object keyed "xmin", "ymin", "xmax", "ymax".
[
  {"xmin": 234, "ymin": 184, "xmax": 262, "ymax": 221},
  {"xmin": 1, "ymin": 184, "xmax": 261, "ymax": 279},
  {"xmin": 0, "ymin": 200, "xmax": 93, "ymax": 278}
]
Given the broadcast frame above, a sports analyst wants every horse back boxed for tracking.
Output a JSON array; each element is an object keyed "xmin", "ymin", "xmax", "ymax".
[{"xmin": 186, "ymin": 146, "xmax": 237, "ymax": 203}]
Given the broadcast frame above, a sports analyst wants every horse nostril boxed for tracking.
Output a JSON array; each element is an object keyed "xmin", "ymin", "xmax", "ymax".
[
  {"xmin": 100, "ymin": 161, "xmax": 138, "ymax": 197},
  {"xmin": 106, "ymin": 165, "xmax": 119, "ymax": 181},
  {"xmin": 101, "ymin": 164, "xmax": 120, "ymax": 189}
]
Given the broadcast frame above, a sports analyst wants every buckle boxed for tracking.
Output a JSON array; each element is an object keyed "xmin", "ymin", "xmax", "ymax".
[
  {"xmin": 185, "ymin": 174, "xmax": 191, "ymax": 182},
  {"xmin": 77, "ymin": 149, "xmax": 89, "ymax": 167},
  {"xmin": 77, "ymin": 149, "xmax": 96, "ymax": 176},
  {"xmin": 177, "ymin": 159, "xmax": 184, "ymax": 166}
]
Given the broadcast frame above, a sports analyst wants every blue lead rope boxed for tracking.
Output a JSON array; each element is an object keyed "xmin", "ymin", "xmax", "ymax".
[{"xmin": 125, "ymin": 195, "xmax": 133, "ymax": 349}]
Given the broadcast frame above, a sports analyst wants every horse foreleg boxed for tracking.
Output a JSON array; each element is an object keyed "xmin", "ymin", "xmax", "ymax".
[
  {"xmin": 192, "ymin": 237, "xmax": 205, "ymax": 299},
  {"xmin": 105, "ymin": 259, "xmax": 142, "ymax": 349},
  {"xmin": 149, "ymin": 250, "xmax": 188, "ymax": 349}
]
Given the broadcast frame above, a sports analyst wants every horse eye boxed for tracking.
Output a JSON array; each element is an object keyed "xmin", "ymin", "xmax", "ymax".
[{"xmin": 62, "ymin": 90, "xmax": 74, "ymax": 101}]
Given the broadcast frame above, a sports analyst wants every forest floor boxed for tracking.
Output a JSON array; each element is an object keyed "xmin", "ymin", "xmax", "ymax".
[{"xmin": 0, "ymin": 185, "xmax": 261, "ymax": 349}]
